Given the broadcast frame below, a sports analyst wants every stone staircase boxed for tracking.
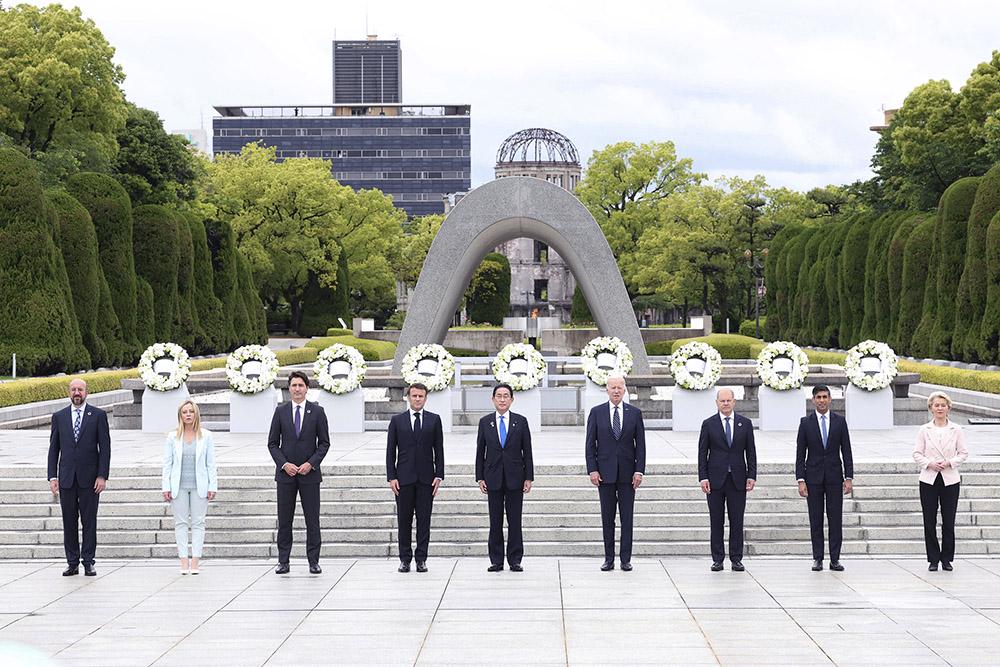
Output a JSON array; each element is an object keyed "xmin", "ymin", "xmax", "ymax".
[{"xmin": 2, "ymin": 463, "xmax": 999, "ymax": 559}]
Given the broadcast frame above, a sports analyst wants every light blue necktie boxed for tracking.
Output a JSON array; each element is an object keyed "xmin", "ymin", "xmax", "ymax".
[
  {"xmin": 821, "ymin": 414, "xmax": 828, "ymax": 449},
  {"xmin": 499, "ymin": 415, "xmax": 507, "ymax": 448},
  {"xmin": 73, "ymin": 409, "xmax": 82, "ymax": 442},
  {"xmin": 724, "ymin": 416, "xmax": 732, "ymax": 448}
]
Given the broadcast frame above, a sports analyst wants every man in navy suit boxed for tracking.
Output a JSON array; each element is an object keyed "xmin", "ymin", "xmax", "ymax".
[
  {"xmin": 47, "ymin": 378, "xmax": 111, "ymax": 577},
  {"xmin": 796, "ymin": 384, "xmax": 854, "ymax": 572},
  {"xmin": 387, "ymin": 383, "xmax": 445, "ymax": 573},
  {"xmin": 698, "ymin": 388, "xmax": 757, "ymax": 572},
  {"xmin": 585, "ymin": 374, "xmax": 645, "ymax": 571},
  {"xmin": 476, "ymin": 383, "xmax": 534, "ymax": 572},
  {"xmin": 268, "ymin": 370, "xmax": 331, "ymax": 575}
]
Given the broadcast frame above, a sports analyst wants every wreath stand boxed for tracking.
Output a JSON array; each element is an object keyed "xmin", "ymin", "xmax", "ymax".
[
  {"xmin": 423, "ymin": 387, "xmax": 453, "ymax": 433},
  {"xmin": 758, "ymin": 385, "xmax": 806, "ymax": 430},
  {"xmin": 141, "ymin": 385, "xmax": 190, "ymax": 433},
  {"xmin": 316, "ymin": 389, "xmax": 365, "ymax": 433},
  {"xmin": 230, "ymin": 387, "xmax": 280, "ymax": 433},
  {"xmin": 845, "ymin": 384, "xmax": 894, "ymax": 429},
  {"xmin": 671, "ymin": 386, "xmax": 717, "ymax": 432}
]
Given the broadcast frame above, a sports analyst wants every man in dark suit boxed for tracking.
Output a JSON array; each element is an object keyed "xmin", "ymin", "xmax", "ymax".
[
  {"xmin": 796, "ymin": 384, "xmax": 854, "ymax": 572},
  {"xmin": 387, "ymin": 383, "xmax": 444, "ymax": 573},
  {"xmin": 476, "ymin": 383, "xmax": 534, "ymax": 572},
  {"xmin": 48, "ymin": 379, "xmax": 111, "ymax": 577},
  {"xmin": 698, "ymin": 388, "xmax": 757, "ymax": 572},
  {"xmin": 268, "ymin": 370, "xmax": 330, "ymax": 575},
  {"xmin": 585, "ymin": 374, "xmax": 645, "ymax": 572}
]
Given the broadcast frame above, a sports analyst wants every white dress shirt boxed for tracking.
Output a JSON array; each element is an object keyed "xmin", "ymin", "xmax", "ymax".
[{"xmin": 608, "ymin": 401, "xmax": 641, "ymax": 477}]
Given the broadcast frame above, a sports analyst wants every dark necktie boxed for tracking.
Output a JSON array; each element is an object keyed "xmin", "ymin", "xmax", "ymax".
[
  {"xmin": 499, "ymin": 415, "xmax": 507, "ymax": 448},
  {"xmin": 612, "ymin": 406, "xmax": 622, "ymax": 440},
  {"xmin": 294, "ymin": 405, "xmax": 302, "ymax": 437},
  {"xmin": 821, "ymin": 414, "xmax": 828, "ymax": 449},
  {"xmin": 414, "ymin": 412, "xmax": 421, "ymax": 435},
  {"xmin": 73, "ymin": 409, "xmax": 82, "ymax": 442},
  {"xmin": 725, "ymin": 416, "xmax": 732, "ymax": 448}
]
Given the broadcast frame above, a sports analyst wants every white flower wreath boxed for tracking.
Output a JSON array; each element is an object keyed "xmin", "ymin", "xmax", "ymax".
[
  {"xmin": 400, "ymin": 343, "xmax": 455, "ymax": 392},
  {"xmin": 845, "ymin": 339, "xmax": 899, "ymax": 391},
  {"xmin": 226, "ymin": 344, "xmax": 279, "ymax": 395},
  {"xmin": 756, "ymin": 341, "xmax": 809, "ymax": 390},
  {"xmin": 492, "ymin": 343, "xmax": 547, "ymax": 392},
  {"xmin": 314, "ymin": 344, "xmax": 367, "ymax": 394},
  {"xmin": 580, "ymin": 336, "xmax": 634, "ymax": 386},
  {"xmin": 138, "ymin": 342, "xmax": 191, "ymax": 392},
  {"xmin": 669, "ymin": 341, "xmax": 723, "ymax": 391}
]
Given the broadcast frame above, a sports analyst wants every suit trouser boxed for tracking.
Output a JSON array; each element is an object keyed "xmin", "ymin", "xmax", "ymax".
[
  {"xmin": 60, "ymin": 479, "xmax": 100, "ymax": 566},
  {"xmin": 707, "ymin": 473, "xmax": 746, "ymax": 563},
  {"xmin": 920, "ymin": 474, "xmax": 960, "ymax": 564},
  {"xmin": 397, "ymin": 482, "xmax": 434, "ymax": 563},
  {"xmin": 598, "ymin": 482, "xmax": 635, "ymax": 563},
  {"xmin": 276, "ymin": 478, "xmax": 321, "ymax": 565},
  {"xmin": 806, "ymin": 482, "xmax": 844, "ymax": 561},
  {"xmin": 172, "ymin": 489, "xmax": 209, "ymax": 558},
  {"xmin": 487, "ymin": 486, "xmax": 524, "ymax": 566}
]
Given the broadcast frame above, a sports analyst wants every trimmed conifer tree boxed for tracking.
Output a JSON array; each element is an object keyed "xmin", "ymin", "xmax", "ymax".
[
  {"xmin": 886, "ymin": 214, "xmax": 925, "ymax": 349},
  {"xmin": 133, "ymin": 205, "xmax": 180, "ymax": 342},
  {"xmin": 838, "ymin": 214, "xmax": 871, "ymax": 347},
  {"xmin": 204, "ymin": 219, "xmax": 240, "ymax": 350},
  {"xmin": 956, "ymin": 164, "xmax": 1000, "ymax": 361},
  {"xmin": 185, "ymin": 213, "xmax": 227, "ymax": 353},
  {"xmin": 980, "ymin": 210, "xmax": 1000, "ymax": 364},
  {"xmin": 172, "ymin": 210, "xmax": 198, "ymax": 351},
  {"xmin": 897, "ymin": 217, "xmax": 937, "ymax": 356}
]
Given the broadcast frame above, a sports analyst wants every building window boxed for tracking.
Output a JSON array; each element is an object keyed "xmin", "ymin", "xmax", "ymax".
[
  {"xmin": 533, "ymin": 241, "xmax": 548, "ymax": 264},
  {"xmin": 534, "ymin": 279, "xmax": 548, "ymax": 302}
]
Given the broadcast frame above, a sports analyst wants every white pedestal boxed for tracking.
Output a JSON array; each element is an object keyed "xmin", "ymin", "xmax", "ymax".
[
  {"xmin": 582, "ymin": 380, "xmax": 630, "ymax": 415},
  {"xmin": 758, "ymin": 386, "xmax": 807, "ymax": 430},
  {"xmin": 316, "ymin": 389, "xmax": 365, "ymax": 433},
  {"xmin": 141, "ymin": 386, "xmax": 190, "ymax": 433},
  {"xmin": 671, "ymin": 387, "xmax": 718, "ymax": 431},
  {"xmin": 423, "ymin": 387, "xmax": 453, "ymax": 433},
  {"xmin": 515, "ymin": 387, "xmax": 542, "ymax": 434},
  {"xmin": 845, "ymin": 384, "xmax": 894, "ymax": 429},
  {"xmin": 229, "ymin": 388, "xmax": 280, "ymax": 433}
]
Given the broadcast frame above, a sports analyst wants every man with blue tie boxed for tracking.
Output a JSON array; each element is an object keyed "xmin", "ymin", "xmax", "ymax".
[
  {"xmin": 796, "ymin": 384, "xmax": 854, "ymax": 572},
  {"xmin": 387, "ymin": 383, "xmax": 445, "ymax": 573},
  {"xmin": 48, "ymin": 379, "xmax": 111, "ymax": 577},
  {"xmin": 476, "ymin": 383, "xmax": 533, "ymax": 572},
  {"xmin": 585, "ymin": 374, "xmax": 645, "ymax": 572},
  {"xmin": 268, "ymin": 371, "xmax": 331, "ymax": 575},
  {"xmin": 698, "ymin": 388, "xmax": 757, "ymax": 572}
]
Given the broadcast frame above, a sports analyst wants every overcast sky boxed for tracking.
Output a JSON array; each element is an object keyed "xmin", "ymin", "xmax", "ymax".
[{"xmin": 58, "ymin": 0, "xmax": 1000, "ymax": 191}]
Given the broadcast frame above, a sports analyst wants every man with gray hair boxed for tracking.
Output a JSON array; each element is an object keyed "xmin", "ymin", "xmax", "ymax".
[{"xmin": 698, "ymin": 387, "xmax": 757, "ymax": 572}]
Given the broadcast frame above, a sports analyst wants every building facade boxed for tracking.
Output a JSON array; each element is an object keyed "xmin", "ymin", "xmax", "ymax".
[
  {"xmin": 332, "ymin": 37, "xmax": 402, "ymax": 104},
  {"xmin": 212, "ymin": 104, "xmax": 471, "ymax": 218}
]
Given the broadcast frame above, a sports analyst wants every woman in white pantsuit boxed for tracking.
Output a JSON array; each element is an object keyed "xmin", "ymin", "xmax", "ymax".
[{"xmin": 162, "ymin": 400, "xmax": 217, "ymax": 574}]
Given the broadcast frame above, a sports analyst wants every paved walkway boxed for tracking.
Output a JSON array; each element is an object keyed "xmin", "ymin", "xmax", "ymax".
[{"xmin": 0, "ymin": 557, "xmax": 998, "ymax": 666}]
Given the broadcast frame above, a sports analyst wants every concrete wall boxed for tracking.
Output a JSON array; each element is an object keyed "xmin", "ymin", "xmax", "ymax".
[
  {"xmin": 360, "ymin": 328, "xmax": 524, "ymax": 353},
  {"xmin": 540, "ymin": 319, "xmax": 712, "ymax": 356}
]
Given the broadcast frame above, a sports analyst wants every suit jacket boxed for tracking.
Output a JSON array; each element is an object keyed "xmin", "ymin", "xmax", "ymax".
[
  {"xmin": 267, "ymin": 400, "xmax": 330, "ymax": 484},
  {"xmin": 795, "ymin": 411, "xmax": 853, "ymax": 484},
  {"xmin": 162, "ymin": 429, "xmax": 218, "ymax": 498},
  {"xmin": 913, "ymin": 420, "xmax": 968, "ymax": 486},
  {"xmin": 697, "ymin": 412, "xmax": 757, "ymax": 489},
  {"xmin": 585, "ymin": 402, "xmax": 646, "ymax": 483},
  {"xmin": 386, "ymin": 410, "xmax": 445, "ymax": 486},
  {"xmin": 47, "ymin": 404, "xmax": 111, "ymax": 487},
  {"xmin": 475, "ymin": 411, "xmax": 534, "ymax": 491}
]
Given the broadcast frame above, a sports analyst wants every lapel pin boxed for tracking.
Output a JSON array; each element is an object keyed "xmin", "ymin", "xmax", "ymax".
[
  {"xmin": 306, "ymin": 409, "xmax": 311, "ymax": 414},
  {"xmin": 737, "ymin": 422, "xmax": 742, "ymax": 427}
]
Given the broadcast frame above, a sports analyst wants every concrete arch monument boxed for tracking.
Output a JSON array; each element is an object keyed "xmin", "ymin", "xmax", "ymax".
[{"xmin": 393, "ymin": 177, "xmax": 651, "ymax": 374}]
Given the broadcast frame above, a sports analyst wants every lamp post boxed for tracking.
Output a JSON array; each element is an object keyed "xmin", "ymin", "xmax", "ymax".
[{"xmin": 744, "ymin": 248, "xmax": 768, "ymax": 338}]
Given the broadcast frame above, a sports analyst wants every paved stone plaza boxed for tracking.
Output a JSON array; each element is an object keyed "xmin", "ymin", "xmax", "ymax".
[{"xmin": 0, "ymin": 556, "xmax": 999, "ymax": 666}]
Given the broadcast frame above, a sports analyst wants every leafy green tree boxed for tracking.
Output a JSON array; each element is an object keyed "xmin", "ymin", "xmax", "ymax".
[
  {"xmin": 928, "ymin": 177, "xmax": 978, "ymax": 358},
  {"xmin": 955, "ymin": 164, "xmax": 1000, "ymax": 361},
  {"xmin": 897, "ymin": 217, "xmax": 937, "ymax": 355},
  {"xmin": 794, "ymin": 229, "xmax": 823, "ymax": 345},
  {"xmin": 236, "ymin": 252, "xmax": 266, "ymax": 343},
  {"xmin": 172, "ymin": 210, "xmax": 198, "ymax": 350},
  {"xmin": 886, "ymin": 214, "xmax": 925, "ymax": 349},
  {"xmin": 135, "ymin": 277, "xmax": 155, "ymax": 347},
  {"xmin": 465, "ymin": 252, "xmax": 511, "ymax": 326},
  {"xmin": 571, "ymin": 285, "xmax": 594, "ymax": 324},
  {"xmin": 185, "ymin": 213, "xmax": 227, "ymax": 353},
  {"xmin": 0, "ymin": 4, "xmax": 126, "ymax": 180},
  {"xmin": 838, "ymin": 215, "xmax": 871, "ymax": 346},
  {"xmin": 762, "ymin": 224, "xmax": 803, "ymax": 340},
  {"xmin": 204, "ymin": 218, "xmax": 239, "ymax": 349},
  {"xmin": 133, "ymin": 204, "xmax": 179, "ymax": 342},
  {"xmin": 298, "ymin": 255, "xmax": 350, "ymax": 337},
  {"xmin": 821, "ymin": 222, "xmax": 852, "ymax": 346},
  {"xmin": 111, "ymin": 104, "xmax": 199, "ymax": 205},
  {"xmin": 860, "ymin": 213, "xmax": 903, "ymax": 341},
  {"xmin": 980, "ymin": 210, "xmax": 1000, "ymax": 363},
  {"xmin": 394, "ymin": 214, "xmax": 443, "ymax": 287}
]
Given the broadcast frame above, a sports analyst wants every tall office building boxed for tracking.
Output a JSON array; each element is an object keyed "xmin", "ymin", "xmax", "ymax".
[{"xmin": 332, "ymin": 36, "xmax": 402, "ymax": 104}]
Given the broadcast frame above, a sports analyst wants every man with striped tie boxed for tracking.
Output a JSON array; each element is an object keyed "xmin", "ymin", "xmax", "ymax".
[
  {"xmin": 48, "ymin": 379, "xmax": 111, "ymax": 577},
  {"xmin": 585, "ymin": 375, "xmax": 646, "ymax": 572}
]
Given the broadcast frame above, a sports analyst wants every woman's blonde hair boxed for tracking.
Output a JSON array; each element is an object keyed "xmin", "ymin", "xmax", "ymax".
[
  {"xmin": 175, "ymin": 399, "xmax": 202, "ymax": 439},
  {"xmin": 926, "ymin": 391, "xmax": 953, "ymax": 409}
]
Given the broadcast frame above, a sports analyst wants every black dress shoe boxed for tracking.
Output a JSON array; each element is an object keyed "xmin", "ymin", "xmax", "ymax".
[
  {"xmin": 274, "ymin": 563, "xmax": 290, "ymax": 575},
  {"xmin": 309, "ymin": 563, "xmax": 322, "ymax": 575},
  {"xmin": 415, "ymin": 561, "xmax": 427, "ymax": 573},
  {"xmin": 928, "ymin": 562, "xmax": 939, "ymax": 571},
  {"xmin": 942, "ymin": 562, "xmax": 953, "ymax": 571},
  {"xmin": 509, "ymin": 564, "xmax": 523, "ymax": 572},
  {"xmin": 600, "ymin": 561, "xmax": 614, "ymax": 571},
  {"xmin": 398, "ymin": 562, "xmax": 411, "ymax": 573},
  {"xmin": 711, "ymin": 561, "xmax": 724, "ymax": 572},
  {"xmin": 62, "ymin": 565, "xmax": 79, "ymax": 577},
  {"xmin": 829, "ymin": 561, "xmax": 844, "ymax": 572},
  {"xmin": 812, "ymin": 560, "xmax": 823, "ymax": 571},
  {"xmin": 487, "ymin": 564, "xmax": 503, "ymax": 572},
  {"xmin": 83, "ymin": 564, "xmax": 96, "ymax": 577},
  {"xmin": 731, "ymin": 561, "xmax": 745, "ymax": 572},
  {"xmin": 621, "ymin": 562, "xmax": 633, "ymax": 572}
]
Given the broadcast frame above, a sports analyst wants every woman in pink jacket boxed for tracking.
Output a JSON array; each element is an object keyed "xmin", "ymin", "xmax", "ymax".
[{"xmin": 913, "ymin": 392, "xmax": 968, "ymax": 571}]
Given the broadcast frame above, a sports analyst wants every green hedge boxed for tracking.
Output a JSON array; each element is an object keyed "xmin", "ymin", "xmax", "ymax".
[
  {"xmin": 133, "ymin": 204, "xmax": 180, "ymax": 342},
  {"xmin": 297, "ymin": 255, "xmax": 350, "ymax": 337},
  {"xmin": 644, "ymin": 334, "xmax": 761, "ymax": 359},
  {"xmin": 959, "ymin": 164, "xmax": 1000, "ymax": 361},
  {"xmin": 981, "ymin": 209, "xmax": 1000, "ymax": 363},
  {"xmin": 172, "ymin": 209, "xmax": 198, "ymax": 351},
  {"xmin": 204, "ymin": 219, "xmax": 240, "ymax": 350},
  {"xmin": 929, "ymin": 177, "xmax": 978, "ymax": 358},
  {"xmin": 466, "ymin": 252, "xmax": 510, "ymax": 326},
  {"xmin": 305, "ymin": 335, "xmax": 397, "ymax": 361},
  {"xmin": 325, "ymin": 327, "xmax": 352, "ymax": 336},
  {"xmin": 186, "ymin": 213, "xmax": 227, "ymax": 354},
  {"xmin": 738, "ymin": 318, "xmax": 766, "ymax": 338}
]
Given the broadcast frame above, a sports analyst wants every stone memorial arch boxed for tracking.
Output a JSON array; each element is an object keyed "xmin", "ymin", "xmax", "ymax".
[{"xmin": 393, "ymin": 177, "xmax": 651, "ymax": 374}]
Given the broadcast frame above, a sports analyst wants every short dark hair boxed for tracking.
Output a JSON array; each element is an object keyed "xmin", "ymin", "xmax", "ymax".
[
  {"xmin": 812, "ymin": 384, "xmax": 831, "ymax": 396},
  {"xmin": 406, "ymin": 382, "xmax": 428, "ymax": 396},
  {"xmin": 492, "ymin": 383, "xmax": 514, "ymax": 397},
  {"xmin": 287, "ymin": 370, "xmax": 310, "ymax": 387}
]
